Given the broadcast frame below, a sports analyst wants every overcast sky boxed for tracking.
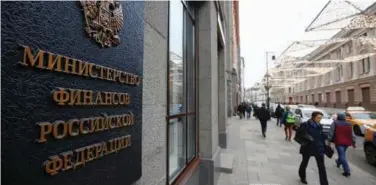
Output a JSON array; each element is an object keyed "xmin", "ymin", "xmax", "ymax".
[{"xmin": 239, "ymin": 0, "xmax": 374, "ymax": 88}]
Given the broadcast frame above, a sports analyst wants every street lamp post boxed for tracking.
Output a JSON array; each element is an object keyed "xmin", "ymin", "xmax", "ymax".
[{"xmin": 265, "ymin": 52, "xmax": 275, "ymax": 111}]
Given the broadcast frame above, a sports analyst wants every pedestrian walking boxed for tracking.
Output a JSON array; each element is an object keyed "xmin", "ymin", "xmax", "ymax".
[
  {"xmin": 237, "ymin": 103, "xmax": 245, "ymax": 119},
  {"xmin": 281, "ymin": 106, "xmax": 295, "ymax": 141},
  {"xmin": 275, "ymin": 103, "xmax": 284, "ymax": 127},
  {"xmin": 246, "ymin": 103, "xmax": 252, "ymax": 119},
  {"xmin": 327, "ymin": 112, "xmax": 356, "ymax": 177},
  {"xmin": 255, "ymin": 103, "xmax": 271, "ymax": 137},
  {"xmin": 298, "ymin": 111, "xmax": 328, "ymax": 185},
  {"xmin": 253, "ymin": 104, "xmax": 259, "ymax": 119}
]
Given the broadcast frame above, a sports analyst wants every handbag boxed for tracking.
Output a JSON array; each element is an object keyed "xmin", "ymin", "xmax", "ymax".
[
  {"xmin": 294, "ymin": 123, "xmax": 314, "ymax": 145},
  {"xmin": 325, "ymin": 145, "xmax": 334, "ymax": 158}
]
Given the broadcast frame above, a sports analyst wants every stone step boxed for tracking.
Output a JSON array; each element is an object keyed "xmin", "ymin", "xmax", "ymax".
[{"xmin": 219, "ymin": 153, "xmax": 235, "ymax": 173}]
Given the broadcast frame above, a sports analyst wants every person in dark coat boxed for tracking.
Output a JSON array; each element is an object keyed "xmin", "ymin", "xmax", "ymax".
[
  {"xmin": 237, "ymin": 103, "xmax": 245, "ymax": 119},
  {"xmin": 274, "ymin": 104, "xmax": 284, "ymax": 127},
  {"xmin": 298, "ymin": 111, "xmax": 328, "ymax": 185},
  {"xmin": 252, "ymin": 104, "xmax": 259, "ymax": 118},
  {"xmin": 245, "ymin": 103, "xmax": 252, "ymax": 119},
  {"xmin": 255, "ymin": 103, "xmax": 271, "ymax": 137},
  {"xmin": 327, "ymin": 112, "xmax": 356, "ymax": 177}
]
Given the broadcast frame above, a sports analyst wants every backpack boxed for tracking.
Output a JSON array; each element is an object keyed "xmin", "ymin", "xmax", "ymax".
[{"xmin": 286, "ymin": 112, "xmax": 296, "ymax": 124}]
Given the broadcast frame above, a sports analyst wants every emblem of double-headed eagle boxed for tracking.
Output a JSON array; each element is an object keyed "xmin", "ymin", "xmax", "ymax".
[{"xmin": 80, "ymin": 0, "xmax": 124, "ymax": 47}]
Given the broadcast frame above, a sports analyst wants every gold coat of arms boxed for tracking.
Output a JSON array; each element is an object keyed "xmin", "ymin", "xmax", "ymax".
[{"xmin": 80, "ymin": 1, "xmax": 124, "ymax": 47}]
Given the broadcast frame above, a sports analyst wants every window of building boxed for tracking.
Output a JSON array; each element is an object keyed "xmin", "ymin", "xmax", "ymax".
[
  {"xmin": 336, "ymin": 66, "xmax": 340, "ymax": 81},
  {"xmin": 343, "ymin": 43, "xmax": 351, "ymax": 54},
  {"xmin": 362, "ymin": 87, "xmax": 370, "ymax": 108},
  {"xmin": 168, "ymin": 1, "xmax": 197, "ymax": 182},
  {"xmin": 318, "ymin": 93, "xmax": 322, "ymax": 102},
  {"xmin": 348, "ymin": 42, "xmax": 352, "ymax": 54},
  {"xmin": 361, "ymin": 57, "xmax": 370, "ymax": 74},
  {"xmin": 326, "ymin": 92, "xmax": 331, "ymax": 103},
  {"xmin": 337, "ymin": 49, "xmax": 341, "ymax": 59},
  {"xmin": 317, "ymin": 75, "xmax": 322, "ymax": 87},
  {"xmin": 349, "ymin": 62, "xmax": 353, "ymax": 78},
  {"xmin": 325, "ymin": 72, "xmax": 330, "ymax": 84}
]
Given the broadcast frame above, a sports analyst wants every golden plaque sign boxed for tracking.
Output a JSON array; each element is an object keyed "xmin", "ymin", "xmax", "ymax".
[{"xmin": 80, "ymin": 1, "xmax": 124, "ymax": 47}]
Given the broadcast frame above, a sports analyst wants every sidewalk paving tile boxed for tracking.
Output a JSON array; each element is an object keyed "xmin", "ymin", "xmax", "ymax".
[{"xmin": 217, "ymin": 117, "xmax": 376, "ymax": 185}]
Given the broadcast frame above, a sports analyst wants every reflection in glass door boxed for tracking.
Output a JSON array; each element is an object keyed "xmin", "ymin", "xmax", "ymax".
[{"xmin": 167, "ymin": 1, "xmax": 197, "ymax": 182}]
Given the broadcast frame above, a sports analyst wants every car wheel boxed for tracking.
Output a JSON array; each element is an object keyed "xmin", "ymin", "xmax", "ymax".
[
  {"xmin": 353, "ymin": 125, "xmax": 362, "ymax": 136},
  {"xmin": 365, "ymin": 143, "xmax": 376, "ymax": 166}
]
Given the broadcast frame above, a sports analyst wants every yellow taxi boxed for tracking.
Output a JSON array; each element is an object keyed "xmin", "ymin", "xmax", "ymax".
[
  {"xmin": 344, "ymin": 107, "xmax": 376, "ymax": 136},
  {"xmin": 364, "ymin": 123, "xmax": 376, "ymax": 165}
]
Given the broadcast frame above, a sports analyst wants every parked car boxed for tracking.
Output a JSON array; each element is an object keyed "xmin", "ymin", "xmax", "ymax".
[
  {"xmin": 297, "ymin": 104, "xmax": 316, "ymax": 108},
  {"xmin": 345, "ymin": 107, "xmax": 376, "ymax": 136},
  {"xmin": 364, "ymin": 123, "xmax": 376, "ymax": 165},
  {"xmin": 289, "ymin": 105, "xmax": 298, "ymax": 112},
  {"xmin": 293, "ymin": 107, "xmax": 333, "ymax": 134}
]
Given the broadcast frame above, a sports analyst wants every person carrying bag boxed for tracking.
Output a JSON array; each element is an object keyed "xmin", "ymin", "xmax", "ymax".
[
  {"xmin": 327, "ymin": 112, "xmax": 356, "ymax": 177},
  {"xmin": 281, "ymin": 106, "xmax": 295, "ymax": 141},
  {"xmin": 297, "ymin": 111, "xmax": 329, "ymax": 185}
]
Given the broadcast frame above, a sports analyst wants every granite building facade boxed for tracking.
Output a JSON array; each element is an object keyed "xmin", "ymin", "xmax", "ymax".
[{"xmin": 139, "ymin": 1, "xmax": 237, "ymax": 184}]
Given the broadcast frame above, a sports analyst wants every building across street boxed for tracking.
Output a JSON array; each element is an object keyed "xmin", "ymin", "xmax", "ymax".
[{"xmin": 270, "ymin": 3, "xmax": 376, "ymax": 111}]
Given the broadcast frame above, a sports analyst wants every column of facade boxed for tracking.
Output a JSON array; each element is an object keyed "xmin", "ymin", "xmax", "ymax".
[
  {"xmin": 355, "ymin": 31, "xmax": 365, "ymax": 106},
  {"xmin": 135, "ymin": 2, "xmax": 169, "ymax": 185},
  {"xmin": 369, "ymin": 30, "xmax": 376, "ymax": 76},
  {"xmin": 218, "ymin": 24, "xmax": 228, "ymax": 148},
  {"xmin": 370, "ymin": 55, "xmax": 376, "ymax": 76},
  {"xmin": 340, "ymin": 87, "xmax": 346, "ymax": 105},
  {"xmin": 353, "ymin": 40, "xmax": 361, "ymax": 79},
  {"xmin": 370, "ymin": 78, "xmax": 376, "ymax": 105},
  {"xmin": 224, "ymin": 1, "xmax": 234, "ymax": 117},
  {"xmin": 197, "ymin": 2, "xmax": 221, "ymax": 185}
]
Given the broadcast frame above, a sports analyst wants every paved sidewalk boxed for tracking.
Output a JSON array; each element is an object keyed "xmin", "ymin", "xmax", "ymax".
[{"xmin": 218, "ymin": 117, "xmax": 376, "ymax": 185}]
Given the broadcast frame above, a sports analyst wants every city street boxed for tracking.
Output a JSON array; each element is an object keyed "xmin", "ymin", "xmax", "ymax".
[
  {"xmin": 218, "ymin": 116, "xmax": 376, "ymax": 185},
  {"xmin": 347, "ymin": 133, "xmax": 376, "ymax": 176}
]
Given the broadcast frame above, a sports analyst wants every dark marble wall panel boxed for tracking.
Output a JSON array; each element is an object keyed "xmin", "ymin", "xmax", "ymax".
[{"xmin": 1, "ymin": 1, "xmax": 144, "ymax": 185}]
